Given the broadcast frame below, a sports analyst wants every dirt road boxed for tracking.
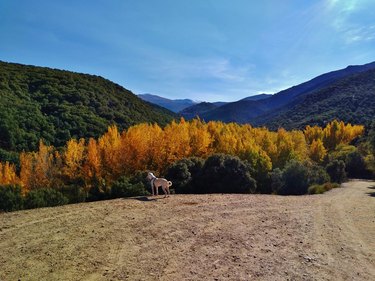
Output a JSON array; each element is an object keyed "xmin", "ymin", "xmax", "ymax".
[{"xmin": 0, "ymin": 180, "xmax": 374, "ymax": 281}]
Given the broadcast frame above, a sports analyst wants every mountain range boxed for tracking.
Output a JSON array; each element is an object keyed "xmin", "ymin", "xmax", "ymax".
[
  {"xmin": 138, "ymin": 94, "xmax": 198, "ymax": 113},
  {"xmin": 176, "ymin": 62, "xmax": 375, "ymax": 128},
  {"xmin": 1, "ymin": 59, "xmax": 374, "ymax": 162}
]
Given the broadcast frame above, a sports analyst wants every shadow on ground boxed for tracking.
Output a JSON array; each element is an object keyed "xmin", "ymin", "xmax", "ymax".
[
  {"xmin": 367, "ymin": 186, "xmax": 375, "ymax": 197},
  {"xmin": 127, "ymin": 196, "xmax": 171, "ymax": 202},
  {"xmin": 130, "ymin": 196, "xmax": 158, "ymax": 202}
]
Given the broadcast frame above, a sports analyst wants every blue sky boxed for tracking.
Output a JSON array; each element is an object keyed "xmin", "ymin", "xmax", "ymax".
[{"xmin": 1, "ymin": 0, "xmax": 375, "ymax": 102}]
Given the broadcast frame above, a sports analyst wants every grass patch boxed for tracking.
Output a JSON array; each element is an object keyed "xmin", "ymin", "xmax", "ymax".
[{"xmin": 308, "ymin": 182, "xmax": 340, "ymax": 195}]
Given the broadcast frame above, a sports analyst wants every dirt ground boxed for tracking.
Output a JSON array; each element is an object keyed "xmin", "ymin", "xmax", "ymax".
[{"xmin": 0, "ymin": 180, "xmax": 374, "ymax": 281}]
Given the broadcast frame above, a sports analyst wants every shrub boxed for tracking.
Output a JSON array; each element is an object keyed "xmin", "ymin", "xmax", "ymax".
[
  {"xmin": 328, "ymin": 144, "xmax": 356, "ymax": 162},
  {"xmin": 240, "ymin": 150, "xmax": 272, "ymax": 193},
  {"xmin": 308, "ymin": 184, "xmax": 326, "ymax": 195},
  {"xmin": 87, "ymin": 179, "xmax": 111, "ymax": 201},
  {"xmin": 111, "ymin": 176, "xmax": 149, "ymax": 198},
  {"xmin": 345, "ymin": 151, "xmax": 371, "ymax": 179},
  {"xmin": 326, "ymin": 160, "xmax": 347, "ymax": 183},
  {"xmin": 24, "ymin": 188, "xmax": 69, "ymax": 209},
  {"xmin": 193, "ymin": 154, "xmax": 257, "ymax": 194},
  {"xmin": 165, "ymin": 157, "xmax": 204, "ymax": 193},
  {"xmin": 270, "ymin": 168, "xmax": 284, "ymax": 194},
  {"xmin": 307, "ymin": 164, "xmax": 330, "ymax": 186},
  {"xmin": 130, "ymin": 170, "xmax": 151, "ymax": 187},
  {"xmin": 58, "ymin": 184, "xmax": 87, "ymax": 203},
  {"xmin": 0, "ymin": 184, "xmax": 24, "ymax": 212},
  {"xmin": 279, "ymin": 160, "xmax": 309, "ymax": 195},
  {"xmin": 308, "ymin": 182, "xmax": 340, "ymax": 194}
]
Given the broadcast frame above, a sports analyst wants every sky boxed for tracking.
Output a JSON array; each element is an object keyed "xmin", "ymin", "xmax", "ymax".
[{"xmin": 1, "ymin": 0, "xmax": 375, "ymax": 102}]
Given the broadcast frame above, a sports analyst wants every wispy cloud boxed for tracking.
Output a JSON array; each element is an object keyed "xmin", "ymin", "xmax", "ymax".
[
  {"xmin": 147, "ymin": 56, "xmax": 255, "ymax": 83},
  {"xmin": 343, "ymin": 25, "xmax": 375, "ymax": 44},
  {"xmin": 325, "ymin": 0, "xmax": 375, "ymax": 44}
]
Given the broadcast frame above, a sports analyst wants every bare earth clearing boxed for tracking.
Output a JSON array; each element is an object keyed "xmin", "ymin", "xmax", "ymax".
[{"xmin": 1, "ymin": 180, "xmax": 374, "ymax": 281}]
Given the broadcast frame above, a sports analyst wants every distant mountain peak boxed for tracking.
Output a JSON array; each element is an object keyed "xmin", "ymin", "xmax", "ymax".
[{"xmin": 138, "ymin": 94, "xmax": 198, "ymax": 113}]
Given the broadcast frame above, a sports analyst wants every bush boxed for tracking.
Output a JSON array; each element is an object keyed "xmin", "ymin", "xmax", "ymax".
[
  {"xmin": 274, "ymin": 160, "xmax": 332, "ymax": 195},
  {"xmin": 345, "ymin": 151, "xmax": 372, "ymax": 179},
  {"xmin": 328, "ymin": 144, "xmax": 356, "ymax": 162},
  {"xmin": 165, "ymin": 157, "xmax": 204, "ymax": 193},
  {"xmin": 307, "ymin": 164, "xmax": 330, "ymax": 186},
  {"xmin": 58, "ymin": 184, "xmax": 87, "ymax": 204},
  {"xmin": 130, "ymin": 170, "xmax": 151, "ymax": 187},
  {"xmin": 308, "ymin": 182, "xmax": 340, "ymax": 194},
  {"xmin": 193, "ymin": 154, "xmax": 256, "ymax": 194},
  {"xmin": 326, "ymin": 160, "xmax": 347, "ymax": 183},
  {"xmin": 25, "ymin": 188, "xmax": 69, "ymax": 209},
  {"xmin": 0, "ymin": 184, "xmax": 24, "ymax": 212},
  {"xmin": 111, "ymin": 176, "xmax": 149, "ymax": 198},
  {"xmin": 279, "ymin": 160, "xmax": 310, "ymax": 195},
  {"xmin": 87, "ymin": 179, "xmax": 111, "ymax": 201},
  {"xmin": 270, "ymin": 168, "xmax": 284, "ymax": 194}
]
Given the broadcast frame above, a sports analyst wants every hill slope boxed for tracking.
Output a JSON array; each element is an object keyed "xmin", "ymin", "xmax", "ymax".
[
  {"xmin": 201, "ymin": 100, "xmax": 268, "ymax": 123},
  {"xmin": 179, "ymin": 102, "xmax": 220, "ymax": 120},
  {"xmin": 0, "ymin": 180, "xmax": 374, "ymax": 280},
  {"xmin": 255, "ymin": 68, "xmax": 375, "ymax": 129},
  {"xmin": 196, "ymin": 62, "xmax": 375, "ymax": 125},
  {"xmin": 179, "ymin": 94, "xmax": 270, "ymax": 120},
  {"xmin": 138, "ymin": 94, "xmax": 197, "ymax": 112},
  {"xmin": 240, "ymin": 93, "xmax": 272, "ymax": 101},
  {"xmin": 0, "ymin": 61, "xmax": 175, "ymax": 153}
]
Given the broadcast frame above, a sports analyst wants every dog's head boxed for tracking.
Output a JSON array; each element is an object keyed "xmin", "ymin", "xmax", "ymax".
[{"xmin": 146, "ymin": 172, "xmax": 155, "ymax": 181}]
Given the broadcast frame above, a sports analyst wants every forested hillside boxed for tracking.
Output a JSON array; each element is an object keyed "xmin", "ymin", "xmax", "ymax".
[
  {"xmin": 255, "ymin": 68, "xmax": 375, "ymax": 129},
  {"xmin": 0, "ymin": 61, "xmax": 175, "ymax": 156},
  {"xmin": 180, "ymin": 62, "xmax": 375, "ymax": 127}
]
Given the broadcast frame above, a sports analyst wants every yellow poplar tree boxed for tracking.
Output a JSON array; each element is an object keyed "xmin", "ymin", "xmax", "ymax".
[{"xmin": 309, "ymin": 139, "xmax": 327, "ymax": 163}]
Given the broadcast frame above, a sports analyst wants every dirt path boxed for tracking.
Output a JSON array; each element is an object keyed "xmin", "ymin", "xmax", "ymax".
[{"xmin": 0, "ymin": 180, "xmax": 374, "ymax": 281}]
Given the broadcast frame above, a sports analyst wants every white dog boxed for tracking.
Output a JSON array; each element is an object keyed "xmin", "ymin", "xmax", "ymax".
[{"xmin": 147, "ymin": 172, "xmax": 172, "ymax": 197}]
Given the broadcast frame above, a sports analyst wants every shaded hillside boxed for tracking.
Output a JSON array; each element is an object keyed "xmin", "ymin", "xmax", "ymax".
[
  {"xmin": 0, "ymin": 61, "xmax": 175, "ymax": 153},
  {"xmin": 254, "ymin": 68, "xmax": 375, "ymax": 129},
  {"xmin": 179, "ymin": 102, "xmax": 220, "ymax": 120},
  {"xmin": 138, "ymin": 93, "xmax": 197, "ymax": 112},
  {"xmin": 201, "ymin": 100, "xmax": 268, "ymax": 123},
  {"xmin": 197, "ymin": 62, "xmax": 375, "ymax": 124},
  {"xmin": 180, "ymin": 94, "xmax": 270, "ymax": 120},
  {"xmin": 257, "ymin": 61, "xmax": 375, "ymax": 111},
  {"xmin": 240, "ymin": 93, "xmax": 272, "ymax": 101}
]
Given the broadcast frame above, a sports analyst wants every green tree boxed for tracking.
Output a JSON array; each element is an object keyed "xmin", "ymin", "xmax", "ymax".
[
  {"xmin": 193, "ymin": 154, "xmax": 257, "ymax": 194},
  {"xmin": 326, "ymin": 160, "xmax": 346, "ymax": 183}
]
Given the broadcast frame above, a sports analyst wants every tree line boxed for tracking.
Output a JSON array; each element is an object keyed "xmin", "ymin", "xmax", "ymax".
[{"xmin": 0, "ymin": 119, "xmax": 373, "ymax": 211}]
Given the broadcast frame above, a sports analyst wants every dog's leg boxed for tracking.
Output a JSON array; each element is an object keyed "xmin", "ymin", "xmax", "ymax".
[{"xmin": 161, "ymin": 185, "xmax": 167, "ymax": 198}]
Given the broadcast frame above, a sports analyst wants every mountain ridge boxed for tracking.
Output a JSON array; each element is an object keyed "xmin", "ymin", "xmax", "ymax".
[
  {"xmin": 188, "ymin": 61, "xmax": 375, "ymax": 126},
  {"xmin": 138, "ymin": 93, "xmax": 198, "ymax": 112},
  {"xmin": 252, "ymin": 67, "xmax": 375, "ymax": 129}
]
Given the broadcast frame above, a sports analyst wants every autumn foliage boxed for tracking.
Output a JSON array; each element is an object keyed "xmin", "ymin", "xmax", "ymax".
[{"xmin": 0, "ymin": 119, "xmax": 364, "ymax": 195}]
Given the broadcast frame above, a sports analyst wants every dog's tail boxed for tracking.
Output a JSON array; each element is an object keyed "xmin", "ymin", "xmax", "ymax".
[{"xmin": 167, "ymin": 181, "xmax": 173, "ymax": 187}]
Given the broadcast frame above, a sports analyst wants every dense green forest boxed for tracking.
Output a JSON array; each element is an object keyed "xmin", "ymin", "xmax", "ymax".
[{"xmin": 0, "ymin": 61, "xmax": 175, "ymax": 159}]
